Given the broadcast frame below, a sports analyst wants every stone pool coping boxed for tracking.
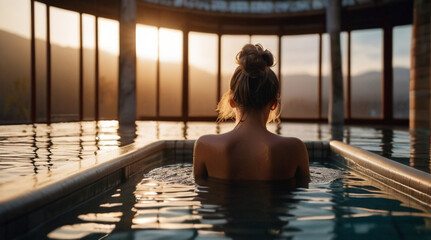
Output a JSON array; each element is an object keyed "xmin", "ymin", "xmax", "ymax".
[
  {"xmin": 330, "ymin": 140, "xmax": 431, "ymax": 207},
  {"xmin": 0, "ymin": 139, "xmax": 430, "ymax": 239}
]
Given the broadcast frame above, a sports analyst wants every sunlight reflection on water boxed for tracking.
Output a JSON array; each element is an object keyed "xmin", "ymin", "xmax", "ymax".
[
  {"xmin": 0, "ymin": 121, "xmax": 429, "ymax": 184},
  {"xmin": 44, "ymin": 162, "xmax": 431, "ymax": 240}
]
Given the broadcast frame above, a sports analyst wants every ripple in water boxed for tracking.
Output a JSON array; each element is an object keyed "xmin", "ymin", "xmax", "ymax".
[
  {"xmin": 43, "ymin": 162, "xmax": 431, "ymax": 240},
  {"xmin": 143, "ymin": 163, "xmax": 344, "ymax": 185}
]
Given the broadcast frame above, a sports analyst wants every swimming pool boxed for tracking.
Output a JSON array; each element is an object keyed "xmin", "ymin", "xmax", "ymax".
[
  {"xmin": 0, "ymin": 121, "xmax": 429, "ymax": 185},
  {"xmin": 1, "ymin": 137, "xmax": 430, "ymax": 239},
  {"xmin": 33, "ymin": 160, "xmax": 431, "ymax": 239}
]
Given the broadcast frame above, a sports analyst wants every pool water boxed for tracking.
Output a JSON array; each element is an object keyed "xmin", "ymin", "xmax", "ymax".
[
  {"xmin": 34, "ymin": 161, "xmax": 431, "ymax": 240},
  {"xmin": 0, "ymin": 121, "xmax": 430, "ymax": 184}
]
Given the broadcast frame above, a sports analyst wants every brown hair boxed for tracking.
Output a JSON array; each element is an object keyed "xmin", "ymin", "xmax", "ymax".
[{"xmin": 217, "ymin": 43, "xmax": 280, "ymax": 123}]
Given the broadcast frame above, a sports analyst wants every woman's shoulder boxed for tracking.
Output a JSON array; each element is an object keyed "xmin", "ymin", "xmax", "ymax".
[
  {"xmin": 196, "ymin": 133, "xmax": 223, "ymax": 144},
  {"xmin": 268, "ymin": 133, "xmax": 304, "ymax": 146},
  {"xmin": 195, "ymin": 133, "xmax": 226, "ymax": 149},
  {"xmin": 282, "ymin": 136, "xmax": 305, "ymax": 146},
  {"xmin": 269, "ymin": 134, "xmax": 307, "ymax": 152}
]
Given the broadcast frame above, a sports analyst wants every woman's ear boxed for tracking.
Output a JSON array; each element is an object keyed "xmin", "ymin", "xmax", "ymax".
[
  {"xmin": 270, "ymin": 101, "xmax": 277, "ymax": 111},
  {"xmin": 229, "ymin": 99, "xmax": 236, "ymax": 108}
]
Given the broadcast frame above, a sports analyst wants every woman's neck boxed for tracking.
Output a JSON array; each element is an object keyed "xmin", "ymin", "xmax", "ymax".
[{"xmin": 235, "ymin": 109, "xmax": 270, "ymax": 131}]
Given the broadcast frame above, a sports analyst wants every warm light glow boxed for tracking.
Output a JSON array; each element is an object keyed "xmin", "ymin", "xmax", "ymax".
[
  {"xmin": 189, "ymin": 32, "xmax": 218, "ymax": 75},
  {"xmin": 0, "ymin": 0, "xmax": 30, "ymax": 39},
  {"xmin": 136, "ymin": 24, "xmax": 158, "ymax": 60},
  {"xmin": 34, "ymin": 2, "xmax": 46, "ymax": 40},
  {"xmin": 159, "ymin": 28, "xmax": 182, "ymax": 62},
  {"xmin": 82, "ymin": 14, "xmax": 95, "ymax": 49},
  {"xmin": 50, "ymin": 7, "xmax": 80, "ymax": 49},
  {"xmin": 98, "ymin": 18, "xmax": 119, "ymax": 56}
]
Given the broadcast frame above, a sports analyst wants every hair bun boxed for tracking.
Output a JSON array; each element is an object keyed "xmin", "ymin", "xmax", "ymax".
[{"xmin": 236, "ymin": 44, "xmax": 274, "ymax": 78}]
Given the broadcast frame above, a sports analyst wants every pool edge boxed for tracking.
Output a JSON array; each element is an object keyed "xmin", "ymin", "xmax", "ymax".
[{"xmin": 330, "ymin": 140, "xmax": 431, "ymax": 208}]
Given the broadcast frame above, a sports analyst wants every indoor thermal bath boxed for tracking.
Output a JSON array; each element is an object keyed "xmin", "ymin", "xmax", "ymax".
[{"xmin": 1, "ymin": 0, "xmax": 430, "ymax": 239}]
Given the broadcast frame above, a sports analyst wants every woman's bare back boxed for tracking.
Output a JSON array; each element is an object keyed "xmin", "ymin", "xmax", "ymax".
[{"xmin": 193, "ymin": 127, "xmax": 310, "ymax": 182}]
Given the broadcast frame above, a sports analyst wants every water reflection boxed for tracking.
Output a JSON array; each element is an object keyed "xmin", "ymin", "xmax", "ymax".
[
  {"xmin": 381, "ymin": 128, "xmax": 394, "ymax": 159},
  {"xmin": 410, "ymin": 129, "xmax": 430, "ymax": 173},
  {"xmin": 39, "ymin": 162, "xmax": 431, "ymax": 239},
  {"xmin": 329, "ymin": 124, "xmax": 344, "ymax": 141},
  {"xmin": 118, "ymin": 123, "xmax": 137, "ymax": 147},
  {"xmin": 0, "ymin": 121, "xmax": 430, "ymax": 184}
]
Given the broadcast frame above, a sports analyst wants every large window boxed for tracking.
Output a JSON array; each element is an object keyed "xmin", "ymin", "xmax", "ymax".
[
  {"xmin": 351, "ymin": 29, "xmax": 383, "ymax": 118},
  {"xmin": 281, "ymin": 34, "xmax": 319, "ymax": 119},
  {"xmin": 136, "ymin": 24, "xmax": 157, "ymax": 118},
  {"xmin": 98, "ymin": 18, "xmax": 119, "ymax": 120},
  {"xmin": 50, "ymin": 7, "xmax": 80, "ymax": 122},
  {"xmin": 82, "ymin": 14, "xmax": 96, "ymax": 120},
  {"xmin": 159, "ymin": 28, "xmax": 183, "ymax": 117},
  {"xmin": 136, "ymin": 26, "xmax": 183, "ymax": 118},
  {"xmin": 393, "ymin": 25, "xmax": 411, "ymax": 119},
  {"xmin": 0, "ymin": 0, "xmax": 31, "ymax": 123},
  {"xmin": 189, "ymin": 32, "xmax": 218, "ymax": 117}
]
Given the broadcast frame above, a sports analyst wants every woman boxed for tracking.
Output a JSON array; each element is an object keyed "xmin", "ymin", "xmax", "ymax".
[{"xmin": 193, "ymin": 44, "xmax": 310, "ymax": 183}]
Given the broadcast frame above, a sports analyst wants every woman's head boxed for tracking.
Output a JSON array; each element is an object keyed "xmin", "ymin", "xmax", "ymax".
[{"xmin": 217, "ymin": 43, "xmax": 280, "ymax": 123}]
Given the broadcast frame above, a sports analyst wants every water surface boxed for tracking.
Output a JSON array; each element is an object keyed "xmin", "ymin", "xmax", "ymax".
[{"xmin": 36, "ymin": 162, "xmax": 431, "ymax": 239}]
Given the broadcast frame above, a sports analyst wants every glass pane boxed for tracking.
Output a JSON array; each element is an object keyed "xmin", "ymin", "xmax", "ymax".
[
  {"xmin": 136, "ymin": 24, "xmax": 157, "ymax": 118},
  {"xmin": 159, "ymin": 28, "xmax": 182, "ymax": 117},
  {"xmin": 35, "ymin": 2, "xmax": 47, "ymax": 122},
  {"xmin": 82, "ymin": 14, "xmax": 96, "ymax": 120},
  {"xmin": 281, "ymin": 34, "xmax": 319, "ymax": 119},
  {"xmin": 393, "ymin": 25, "xmax": 411, "ymax": 119},
  {"xmin": 50, "ymin": 7, "xmax": 80, "ymax": 122},
  {"xmin": 250, "ymin": 35, "xmax": 279, "ymax": 78},
  {"xmin": 189, "ymin": 32, "xmax": 218, "ymax": 117},
  {"xmin": 220, "ymin": 35, "xmax": 250, "ymax": 97},
  {"xmin": 98, "ymin": 17, "xmax": 119, "ymax": 120},
  {"xmin": 351, "ymin": 29, "xmax": 382, "ymax": 118},
  {"xmin": 0, "ymin": 0, "xmax": 31, "ymax": 123},
  {"xmin": 322, "ymin": 32, "xmax": 348, "ymax": 118}
]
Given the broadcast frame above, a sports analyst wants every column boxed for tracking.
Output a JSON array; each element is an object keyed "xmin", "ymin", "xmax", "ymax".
[
  {"xmin": 326, "ymin": 0, "xmax": 344, "ymax": 125},
  {"xmin": 119, "ymin": 0, "xmax": 137, "ymax": 125},
  {"xmin": 410, "ymin": 0, "xmax": 431, "ymax": 129}
]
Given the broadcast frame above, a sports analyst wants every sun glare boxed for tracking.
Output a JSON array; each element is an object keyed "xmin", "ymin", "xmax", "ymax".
[
  {"xmin": 159, "ymin": 28, "xmax": 183, "ymax": 62},
  {"xmin": 136, "ymin": 24, "xmax": 158, "ymax": 61},
  {"xmin": 98, "ymin": 18, "xmax": 119, "ymax": 56},
  {"xmin": 50, "ymin": 7, "xmax": 80, "ymax": 49},
  {"xmin": 0, "ymin": 0, "xmax": 30, "ymax": 39}
]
